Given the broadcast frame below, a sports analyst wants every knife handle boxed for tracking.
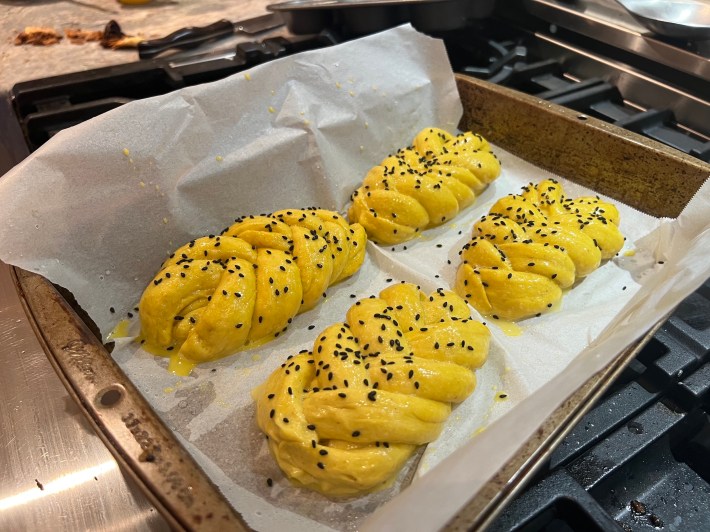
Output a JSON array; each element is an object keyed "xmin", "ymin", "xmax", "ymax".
[{"xmin": 138, "ymin": 19, "xmax": 234, "ymax": 59}]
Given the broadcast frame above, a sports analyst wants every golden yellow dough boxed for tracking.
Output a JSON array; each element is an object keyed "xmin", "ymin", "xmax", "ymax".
[
  {"xmin": 255, "ymin": 283, "xmax": 490, "ymax": 498},
  {"xmin": 455, "ymin": 179, "xmax": 624, "ymax": 320},
  {"xmin": 348, "ymin": 127, "xmax": 501, "ymax": 245},
  {"xmin": 138, "ymin": 209, "xmax": 366, "ymax": 374}
]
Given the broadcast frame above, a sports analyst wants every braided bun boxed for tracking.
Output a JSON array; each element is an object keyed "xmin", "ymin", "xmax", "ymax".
[
  {"xmin": 256, "ymin": 283, "xmax": 490, "ymax": 497},
  {"xmin": 139, "ymin": 209, "xmax": 366, "ymax": 374},
  {"xmin": 348, "ymin": 128, "xmax": 501, "ymax": 245},
  {"xmin": 455, "ymin": 180, "xmax": 624, "ymax": 320}
]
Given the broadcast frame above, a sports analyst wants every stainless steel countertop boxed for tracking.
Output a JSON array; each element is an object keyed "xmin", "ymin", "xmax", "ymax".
[{"xmin": 0, "ymin": 260, "xmax": 169, "ymax": 530}]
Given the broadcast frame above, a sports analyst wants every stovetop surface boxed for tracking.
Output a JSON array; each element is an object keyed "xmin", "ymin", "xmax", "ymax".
[
  {"xmin": 490, "ymin": 279, "xmax": 710, "ymax": 531},
  {"xmin": 11, "ymin": 5, "xmax": 709, "ymax": 160},
  {"xmin": 3, "ymin": 1, "xmax": 709, "ymax": 530}
]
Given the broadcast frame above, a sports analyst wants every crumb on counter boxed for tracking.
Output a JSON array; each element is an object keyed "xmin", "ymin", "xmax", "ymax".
[{"xmin": 122, "ymin": 148, "xmax": 130, "ymax": 156}]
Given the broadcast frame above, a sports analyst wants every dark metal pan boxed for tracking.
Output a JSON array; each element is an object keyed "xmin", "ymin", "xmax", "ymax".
[{"xmin": 267, "ymin": 0, "xmax": 497, "ymax": 36}]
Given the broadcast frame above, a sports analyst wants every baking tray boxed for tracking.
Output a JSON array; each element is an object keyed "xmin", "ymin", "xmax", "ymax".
[{"xmin": 11, "ymin": 74, "xmax": 710, "ymax": 531}]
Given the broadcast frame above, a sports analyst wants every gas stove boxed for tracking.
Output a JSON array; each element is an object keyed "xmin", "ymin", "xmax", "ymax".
[
  {"xmin": 11, "ymin": 1, "xmax": 709, "ymax": 162},
  {"xmin": 6, "ymin": 0, "xmax": 710, "ymax": 530}
]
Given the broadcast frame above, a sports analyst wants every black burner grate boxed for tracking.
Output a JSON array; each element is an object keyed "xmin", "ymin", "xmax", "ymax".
[
  {"xmin": 444, "ymin": 29, "xmax": 710, "ymax": 163},
  {"xmin": 489, "ymin": 279, "xmax": 710, "ymax": 531}
]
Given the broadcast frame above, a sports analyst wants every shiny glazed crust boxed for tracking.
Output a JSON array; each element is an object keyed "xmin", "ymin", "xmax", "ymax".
[
  {"xmin": 455, "ymin": 179, "xmax": 624, "ymax": 320},
  {"xmin": 255, "ymin": 283, "xmax": 490, "ymax": 497},
  {"xmin": 348, "ymin": 127, "xmax": 501, "ymax": 245},
  {"xmin": 138, "ymin": 209, "xmax": 367, "ymax": 372}
]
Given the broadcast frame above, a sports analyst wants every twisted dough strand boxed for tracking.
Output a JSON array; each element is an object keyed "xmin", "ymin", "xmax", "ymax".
[
  {"xmin": 139, "ymin": 209, "xmax": 366, "ymax": 373},
  {"xmin": 455, "ymin": 179, "xmax": 624, "ymax": 320},
  {"xmin": 256, "ymin": 283, "xmax": 490, "ymax": 497},
  {"xmin": 348, "ymin": 128, "xmax": 501, "ymax": 245}
]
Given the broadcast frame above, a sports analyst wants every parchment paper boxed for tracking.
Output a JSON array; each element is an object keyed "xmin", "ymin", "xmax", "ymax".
[{"xmin": 0, "ymin": 24, "xmax": 708, "ymax": 532}]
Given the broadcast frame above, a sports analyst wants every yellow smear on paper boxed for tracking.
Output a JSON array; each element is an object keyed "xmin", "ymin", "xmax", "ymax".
[
  {"xmin": 624, "ymin": 249, "xmax": 636, "ymax": 256},
  {"xmin": 492, "ymin": 319, "xmax": 523, "ymax": 337},
  {"xmin": 168, "ymin": 354, "xmax": 196, "ymax": 377},
  {"xmin": 107, "ymin": 320, "xmax": 131, "ymax": 341}
]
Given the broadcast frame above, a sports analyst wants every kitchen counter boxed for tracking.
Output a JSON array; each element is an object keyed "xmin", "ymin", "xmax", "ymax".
[
  {"xmin": 0, "ymin": 0, "xmax": 283, "ymax": 174},
  {"xmin": 0, "ymin": 261, "xmax": 168, "ymax": 530},
  {"xmin": 0, "ymin": 1, "xmax": 278, "ymax": 529}
]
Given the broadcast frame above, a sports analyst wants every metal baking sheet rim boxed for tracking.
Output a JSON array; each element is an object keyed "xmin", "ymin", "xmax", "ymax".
[{"xmin": 10, "ymin": 75, "xmax": 710, "ymax": 531}]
